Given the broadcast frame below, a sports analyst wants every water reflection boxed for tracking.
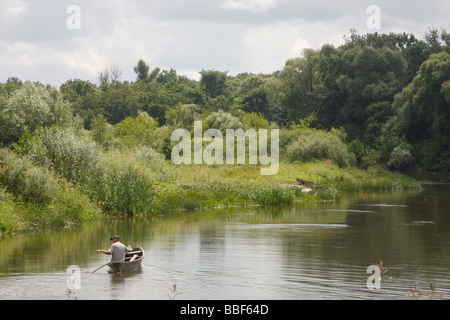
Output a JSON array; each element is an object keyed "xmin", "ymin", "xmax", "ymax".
[{"xmin": 0, "ymin": 186, "xmax": 450, "ymax": 300}]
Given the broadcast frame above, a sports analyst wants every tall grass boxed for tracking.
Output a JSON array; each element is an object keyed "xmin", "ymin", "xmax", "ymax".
[
  {"xmin": 283, "ymin": 128, "xmax": 356, "ymax": 168},
  {"xmin": 0, "ymin": 187, "xmax": 22, "ymax": 236},
  {"xmin": 8, "ymin": 125, "xmax": 420, "ymax": 223},
  {"xmin": 0, "ymin": 149, "xmax": 101, "ymax": 234},
  {"xmin": 15, "ymin": 127, "xmax": 157, "ymax": 215},
  {"xmin": 86, "ymin": 156, "xmax": 156, "ymax": 215}
]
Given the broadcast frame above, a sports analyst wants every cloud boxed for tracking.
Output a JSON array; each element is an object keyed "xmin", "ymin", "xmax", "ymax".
[
  {"xmin": 0, "ymin": 0, "xmax": 449, "ymax": 86},
  {"xmin": 240, "ymin": 22, "xmax": 312, "ymax": 73},
  {"xmin": 221, "ymin": 0, "xmax": 278, "ymax": 13}
]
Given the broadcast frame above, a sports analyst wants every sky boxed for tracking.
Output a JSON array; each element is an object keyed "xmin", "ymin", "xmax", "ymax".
[{"xmin": 0, "ymin": 0, "xmax": 449, "ymax": 87}]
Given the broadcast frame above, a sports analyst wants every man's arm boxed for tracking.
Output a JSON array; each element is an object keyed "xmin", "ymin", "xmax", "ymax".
[{"xmin": 96, "ymin": 249, "xmax": 112, "ymax": 255}]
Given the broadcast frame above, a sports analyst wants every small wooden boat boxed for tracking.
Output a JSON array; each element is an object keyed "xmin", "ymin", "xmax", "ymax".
[{"xmin": 109, "ymin": 247, "xmax": 144, "ymax": 273}]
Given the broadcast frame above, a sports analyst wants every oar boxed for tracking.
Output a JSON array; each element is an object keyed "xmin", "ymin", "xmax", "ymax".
[{"xmin": 92, "ymin": 262, "xmax": 110, "ymax": 273}]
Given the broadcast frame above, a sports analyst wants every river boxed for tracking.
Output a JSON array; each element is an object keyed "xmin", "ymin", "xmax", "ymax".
[{"xmin": 0, "ymin": 184, "xmax": 449, "ymax": 300}]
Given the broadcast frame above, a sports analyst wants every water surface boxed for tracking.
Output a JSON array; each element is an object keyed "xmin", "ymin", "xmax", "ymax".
[{"xmin": 1, "ymin": 185, "xmax": 449, "ymax": 300}]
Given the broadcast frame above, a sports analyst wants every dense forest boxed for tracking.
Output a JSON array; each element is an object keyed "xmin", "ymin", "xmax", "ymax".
[
  {"xmin": 0, "ymin": 29, "xmax": 448, "ymax": 235},
  {"xmin": 1, "ymin": 29, "xmax": 449, "ymax": 171}
]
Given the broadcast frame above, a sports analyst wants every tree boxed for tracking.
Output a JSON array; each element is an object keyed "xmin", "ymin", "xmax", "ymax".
[
  {"xmin": 90, "ymin": 114, "xmax": 113, "ymax": 146},
  {"xmin": 382, "ymin": 49, "xmax": 450, "ymax": 170},
  {"xmin": 113, "ymin": 111, "xmax": 159, "ymax": 148},
  {"xmin": 241, "ymin": 87, "xmax": 270, "ymax": 119},
  {"xmin": 97, "ymin": 65, "xmax": 122, "ymax": 86},
  {"xmin": 205, "ymin": 110, "xmax": 243, "ymax": 132},
  {"xmin": 200, "ymin": 70, "xmax": 228, "ymax": 98},
  {"xmin": 97, "ymin": 81, "xmax": 143, "ymax": 124},
  {"xmin": 134, "ymin": 59, "xmax": 160, "ymax": 83},
  {"xmin": 0, "ymin": 82, "xmax": 75, "ymax": 145},
  {"xmin": 165, "ymin": 104, "xmax": 199, "ymax": 129},
  {"xmin": 278, "ymin": 49, "xmax": 321, "ymax": 123},
  {"xmin": 60, "ymin": 79, "xmax": 97, "ymax": 104},
  {"xmin": 134, "ymin": 59, "xmax": 150, "ymax": 82}
]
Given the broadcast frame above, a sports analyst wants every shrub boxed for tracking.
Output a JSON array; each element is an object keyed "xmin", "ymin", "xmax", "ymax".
[
  {"xmin": 88, "ymin": 159, "xmax": 156, "ymax": 215},
  {"xmin": 205, "ymin": 110, "xmax": 243, "ymax": 132},
  {"xmin": 0, "ymin": 149, "xmax": 57, "ymax": 205},
  {"xmin": 0, "ymin": 149, "xmax": 102, "ymax": 231},
  {"xmin": 285, "ymin": 128, "xmax": 355, "ymax": 167},
  {"xmin": 251, "ymin": 185, "xmax": 296, "ymax": 206},
  {"xmin": 113, "ymin": 111, "xmax": 158, "ymax": 149},
  {"xmin": 0, "ymin": 82, "xmax": 74, "ymax": 145},
  {"xmin": 0, "ymin": 188, "xmax": 21, "ymax": 235},
  {"xmin": 14, "ymin": 126, "xmax": 100, "ymax": 184},
  {"xmin": 388, "ymin": 145, "xmax": 413, "ymax": 171}
]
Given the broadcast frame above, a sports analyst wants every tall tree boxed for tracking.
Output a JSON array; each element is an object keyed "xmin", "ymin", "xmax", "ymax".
[
  {"xmin": 134, "ymin": 59, "xmax": 150, "ymax": 82},
  {"xmin": 200, "ymin": 70, "xmax": 228, "ymax": 99}
]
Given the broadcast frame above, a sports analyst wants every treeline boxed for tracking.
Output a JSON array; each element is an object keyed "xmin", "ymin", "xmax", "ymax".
[{"xmin": 1, "ymin": 29, "xmax": 449, "ymax": 171}]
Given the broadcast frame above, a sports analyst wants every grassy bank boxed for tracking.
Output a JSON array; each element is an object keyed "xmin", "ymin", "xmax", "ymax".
[
  {"xmin": 0, "ymin": 129, "xmax": 420, "ymax": 237},
  {"xmin": 0, "ymin": 149, "xmax": 102, "ymax": 236}
]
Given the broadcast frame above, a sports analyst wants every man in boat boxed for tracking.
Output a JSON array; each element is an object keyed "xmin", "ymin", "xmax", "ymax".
[{"xmin": 96, "ymin": 235, "xmax": 131, "ymax": 264}]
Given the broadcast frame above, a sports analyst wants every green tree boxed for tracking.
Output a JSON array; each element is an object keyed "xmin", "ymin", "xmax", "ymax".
[
  {"xmin": 241, "ymin": 87, "xmax": 270, "ymax": 119},
  {"xmin": 205, "ymin": 110, "xmax": 243, "ymax": 132},
  {"xmin": 0, "ymin": 82, "xmax": 75, "ymax": 145},
  {"xmin": 200, "ymin": 70, "xmax": 228, "ymax": 98},
  {"xmin": 113, "ymin": 111, "xmax": 159, "ymax": 148},
  {"xmin": 278, "ymin": 49, "xmax": 321, "ymax": 124},
  {"xmin": 90, "ymin": 114, "xmax": 113, "ymax": 146},
  {"xmin": 382, "ymin": 49, "xmax": 450, "ymax": 170},
  {"xmin": 166, "ymin": 104, "xmax": 199, "ymax": 129},
  {"xmin": 134, "ymin": 59, "xmax": 150, "ymax": 82}
]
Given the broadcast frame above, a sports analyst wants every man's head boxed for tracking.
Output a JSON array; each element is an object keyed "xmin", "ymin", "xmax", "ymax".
[{"xmin": 110, "ymin": 235, "xmax": 120, "ymax": 243}]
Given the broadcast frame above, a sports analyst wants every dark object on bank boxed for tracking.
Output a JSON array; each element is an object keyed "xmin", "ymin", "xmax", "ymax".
[{"xmin": 296, "ymin": 178, "xmax": 315, "ymax": 187}]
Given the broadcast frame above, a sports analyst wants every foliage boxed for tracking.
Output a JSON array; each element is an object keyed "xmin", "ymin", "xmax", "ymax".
[
  {"xmin": 0, "ymin": 187, "xmax": 21, "ymax": 235},
  {"xmin": 0, "ymin": 148, "xmax": 101, "ymax": 233},
  {"xmin": 0, "ymin": 82, "xmax": 75, "ymax": 145},
  {"xmin": 388, "ymin": 145, "xmax": 413, "ymax": 171},
  {"xmin": 242, "ymin": 112, "xmax": 270, "ymax": 130},
  {"xmin": 382, "ymin": 50, "xmax": 450, "ymax": 170},
  {"xmin": 0, "ymin": 148, "xmax": 58, "ymax": 205},
  {"xmin": 14, "ymin": 126, "xmax": 100, "ymax": 184},
  {"xmin": 205, "ymin": 110, "xmax": 243, "ymax": 132},
  {"xmin": 90, "ymin": 114, "xmax": 114, "ymax": 147},
  {"xmin": 200, "ymin": 70, "xmax": 228, "ymax": 98},
  {"xmin": 165, "ymin": 104, "xmax": 199, "ymax": 130},
  {"xmin": 113, "ymin": 111, "xmax": 159, "ymax": 148},
  {"xmin": 285, "ymin": 128, "xmax": 356, "ymax": 167}
]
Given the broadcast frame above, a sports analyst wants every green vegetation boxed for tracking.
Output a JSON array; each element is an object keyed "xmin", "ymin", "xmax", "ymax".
[
  {"xmin": 2, "ymin": 29, "xmax": 445, "ymax": 236},
  {"xmin": 0, "ymin": 149, "xmax": 101, "ymax": 236}
]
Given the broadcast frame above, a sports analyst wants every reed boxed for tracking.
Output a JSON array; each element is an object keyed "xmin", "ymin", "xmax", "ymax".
[
  {"xmin": 0, "ymin": 187, "xmax": 22, "ymax": 236},
  {"xmin": 5, "ymin": 125, "xmax": 420, "ymax": 223},
  {"xmin": 86, "ymin": 159, "xmax": 156, "ymax": 215},
  {"xmin": 0, "ymin": 148, "xmax": 102, "ymax": 234}
]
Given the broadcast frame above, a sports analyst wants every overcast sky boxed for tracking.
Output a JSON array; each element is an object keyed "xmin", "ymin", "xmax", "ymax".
[{"xmin": 0, "ymin": 0, "xmax": 449, "ymax": 86}]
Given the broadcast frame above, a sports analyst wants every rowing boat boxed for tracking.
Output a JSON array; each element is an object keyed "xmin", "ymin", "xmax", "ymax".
[{"xmin": 109, "ymin": 247, "xmax": 144, "ymax": 273}]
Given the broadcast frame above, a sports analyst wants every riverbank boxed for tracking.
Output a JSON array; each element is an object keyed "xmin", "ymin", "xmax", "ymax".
[{"xmin": 0, "ymin": 146, "xmax": 420, "ymax": 237}]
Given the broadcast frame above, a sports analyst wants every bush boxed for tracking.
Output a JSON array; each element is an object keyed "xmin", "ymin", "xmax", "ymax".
[
  {"xmin": 0, "ymin": 149, "xmax": 57, "ymax": 205},
  {"xmin": 388, "ymin": 145, "xmax": 413, "ymax": 171},
  {"xmin": 113, "ymin": 111, "xmax": 158, "ymax": 149},
  {"xmin": 0, "ymin": 149, "xmax": 101, "ymax": 231},
  {"xmin": 14, "ymin": 127, "xmax": 157, "ymax": 215},
  {"xmin": 88, "ymin": 159, "xmax": 156, "ymax": 215},
  {"xmin": 251, "ymin": 185, "xmax": 296, "ymax": 206},
  {"xmin": 0, "ymin": 82, "xmax": 75, "ymax": 145},
  {"xmin": 348, "ymin": 139, "xmax": 382, "ymax": 169},
  {"xmin": 0, "ymin": 188, "xmax": 21, "ymax": 235},
  {"xmin": 205, "ymin": 110, "xmax": 243, "ymax": 132},
  {"xmin": 285, "ymin": 128, "xmax": 355, "ymax": 167},
  {"xmin": 14, "ymin": 126, "xmax": 100, "ymax": 184}
]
